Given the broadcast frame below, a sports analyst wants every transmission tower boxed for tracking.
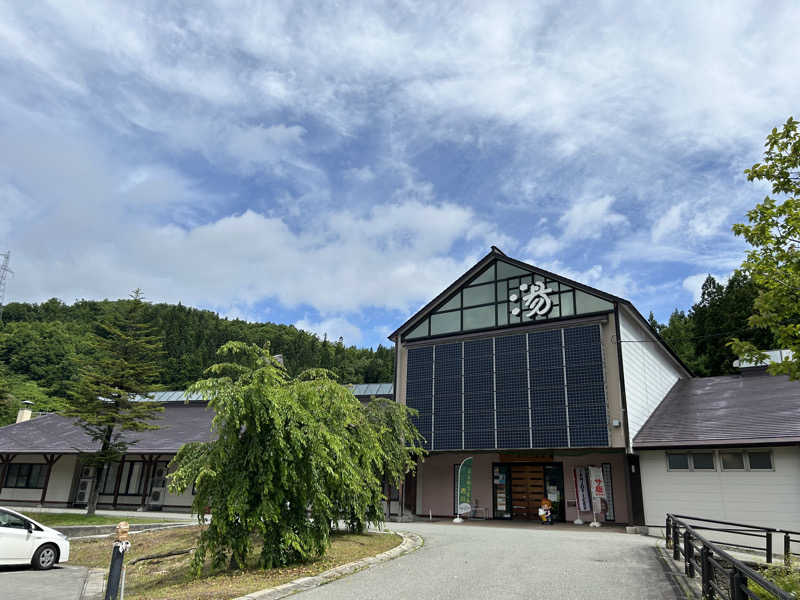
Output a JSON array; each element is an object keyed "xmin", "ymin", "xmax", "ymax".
[{"xmin": 0, "ymin": 251, "xmax": 11, "ymax": 324}]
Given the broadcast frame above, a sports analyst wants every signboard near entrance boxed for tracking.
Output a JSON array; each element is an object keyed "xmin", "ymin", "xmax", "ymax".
[
  {"xmin": 589, "ymin": 466, "xmax": 606, "ymax": 500},
  {"xmin": 573, "ymin": 467, "xmax": 591, "ymax": 512}
]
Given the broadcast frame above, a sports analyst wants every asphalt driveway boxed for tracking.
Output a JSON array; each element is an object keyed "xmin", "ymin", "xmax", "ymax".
[
  {"xmin": 0, "ymin": 564, "xmax": 87, "ymax": 600},
  {"xmin": 297, "ymin": 521, "xmax": 681, "ymax": 600}
]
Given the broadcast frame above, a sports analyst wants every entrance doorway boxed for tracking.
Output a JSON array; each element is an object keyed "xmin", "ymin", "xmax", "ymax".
[{"xmin": 493, "ymin": 462, "xmax": 565, "ymax": 521}]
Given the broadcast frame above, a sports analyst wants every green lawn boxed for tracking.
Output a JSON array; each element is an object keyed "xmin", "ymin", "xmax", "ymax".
[
  {"xmin": 22, "ymin": 512, "xmax": 180, "ymax": 527},
  {"xmin": 70, "ymin": 526, "xmax": 402, "ymax": 600}
]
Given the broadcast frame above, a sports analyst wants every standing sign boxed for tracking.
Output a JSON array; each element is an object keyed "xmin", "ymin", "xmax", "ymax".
[
  {"xmin": 588, "ymin": 466, "xmax": 605, "ymax": 528},
  {"xmin": 589, "ymin": 466, "xmax": 606, "ymax": 500},
  {"xmin": 453, "ymin": 457, "xmax": 473, "ymax": 523},
  {"xmin": 573, "ymin": 467, "xmax": 591, "ymax": 513}
]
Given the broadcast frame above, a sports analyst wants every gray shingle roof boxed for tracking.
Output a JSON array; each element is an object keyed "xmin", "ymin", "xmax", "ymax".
[
  {"xmin": 0, "ymin": 403, "xmax": 215, "ymax": 454},
  {"xmin": 633, "ymin": 372, "xmax": 800, "ymax": 448}
]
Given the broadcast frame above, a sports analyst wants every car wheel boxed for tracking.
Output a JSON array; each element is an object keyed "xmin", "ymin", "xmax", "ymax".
[{"xmin": 32, "ymin": 544, "xmax": 58, "ymax": 570}]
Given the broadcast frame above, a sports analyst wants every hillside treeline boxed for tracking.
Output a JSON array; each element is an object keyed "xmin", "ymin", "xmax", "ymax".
[
  {"xmin": 0, "ymin": 297, "xmax": 394, "ymax": 425},
  {"xmin": 649, "ymin": 271, "xmax": 775, "ymax": 376}
]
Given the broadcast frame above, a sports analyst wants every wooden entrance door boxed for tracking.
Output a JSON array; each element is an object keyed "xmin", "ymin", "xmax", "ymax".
[{"xmin": 510, "ymin": 464, "xmax": 545, "ymax": 520}]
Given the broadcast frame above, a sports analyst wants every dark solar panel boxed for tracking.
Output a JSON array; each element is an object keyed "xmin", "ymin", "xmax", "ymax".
[{"xmin": 406, "ymin": 321, "xmax": 609, "ymax": 452}]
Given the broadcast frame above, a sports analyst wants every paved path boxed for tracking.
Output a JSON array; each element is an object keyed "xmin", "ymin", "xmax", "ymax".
[
  {"xmin": 0, "ymin": 564, "xmax": 87, "ymax": 600},
  {"xmin": 297, "ymin": 521, "xmax": 681, "ymax": 600}
]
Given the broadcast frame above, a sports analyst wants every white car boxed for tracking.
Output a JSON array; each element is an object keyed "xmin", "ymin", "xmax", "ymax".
[{"xmin": 0, "ymin": 507, "xmax": 70, "ymax": 569}]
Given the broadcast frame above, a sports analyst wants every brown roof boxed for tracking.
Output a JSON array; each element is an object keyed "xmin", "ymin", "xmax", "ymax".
[
  {"xmin": 0, "ymin": 403, "xmax": 215, "ymax": 455},
  {"xmin": 633, "ymin": 372, "xmax": 800, "ymax": 448}
]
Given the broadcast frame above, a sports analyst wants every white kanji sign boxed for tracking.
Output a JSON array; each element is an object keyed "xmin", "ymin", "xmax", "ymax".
[{"xmin": 509, "ymin": 281, "xmax": 554, "ymax": 318}]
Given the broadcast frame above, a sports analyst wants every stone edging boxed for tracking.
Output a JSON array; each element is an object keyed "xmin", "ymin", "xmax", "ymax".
[
  {"xmin": 654, "ymin": 540, "xmax": 700, "ymax": 600},
  {"xmin": 233, "ymin": 530, "xmax": 423, "ymax": 600}
]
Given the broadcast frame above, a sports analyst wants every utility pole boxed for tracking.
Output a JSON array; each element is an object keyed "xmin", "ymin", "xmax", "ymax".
[{"xmin": 0, "ymin": 251, "xmax": 11, "ymax": 324}]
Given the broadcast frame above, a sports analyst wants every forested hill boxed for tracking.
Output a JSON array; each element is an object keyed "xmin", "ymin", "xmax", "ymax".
[{"xmin": 0, "ymin": 298, "xmax": 394, "ymax": 424}]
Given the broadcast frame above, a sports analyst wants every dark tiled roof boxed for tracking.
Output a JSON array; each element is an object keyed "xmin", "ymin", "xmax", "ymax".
[
  {"xmin": 0, "ymin": 403, "xmax": 215, "ymax": 455},
  {"xmin": 633, "ymin": 373, "xmax": 800, "ymax": 448}
]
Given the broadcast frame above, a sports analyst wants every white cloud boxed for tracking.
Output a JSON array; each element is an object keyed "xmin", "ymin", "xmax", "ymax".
[
  {"xmin": 682, "ymin": 272, "xmax": 730, "ymax": 303},
  {"xmin": 558, "ymin": 195, "xmax": 628, "ymax": 241},
  {"xmin": 1, "ymin": 1, "xmax": 799, "ymax": 344},
  {"xmin": 651, "ymin": 202, "xmax": 687, "ymax": 242},
  {"xmin": 295, "ymin": 316, "xmax": 363, "ymax": 345}
]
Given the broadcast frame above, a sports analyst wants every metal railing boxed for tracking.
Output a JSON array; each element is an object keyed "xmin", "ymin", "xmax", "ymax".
[{"xmin": 665, "ymin": 514, "xmax": 799, "ymax": 599}]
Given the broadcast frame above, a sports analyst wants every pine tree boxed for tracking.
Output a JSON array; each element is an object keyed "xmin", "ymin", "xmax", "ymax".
[{"xmin": 64, "ymin": 289, "xmax": 164, "ymax": 515}]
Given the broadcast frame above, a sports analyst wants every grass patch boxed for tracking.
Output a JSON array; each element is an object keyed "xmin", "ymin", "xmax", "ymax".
[
  {"xmin": 749, "ymin": 563, "xmax": 800, "ymax": 598},
  {"xmin": 70, "ymin": 526, "xmax": 402, "ymax": 600},
  {"xmin": 23, "ymin": 512, "xmax": 178, "ymax": 527}
]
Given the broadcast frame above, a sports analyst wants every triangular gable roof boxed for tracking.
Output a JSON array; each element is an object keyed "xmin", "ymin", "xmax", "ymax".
[
  {"xmin": 389, "ymin": 247, "xmax": 692, "ymax": 376},
  {"xmin": 389, "ymin": 246, "xmax": 626, "ymax": 340}
]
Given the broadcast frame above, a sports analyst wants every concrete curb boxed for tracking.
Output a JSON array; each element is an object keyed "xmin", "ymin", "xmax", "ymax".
[
  {"xmin": 79, "ymin": 568, "xmax": 106, "ymax": 600},
  {"xmin": 233, "ymin": 530, "xmax": 423, "ymax": 600},
  {"xmin": 654, "ymin": 540, "xmax": 700, "ymax": 600}
]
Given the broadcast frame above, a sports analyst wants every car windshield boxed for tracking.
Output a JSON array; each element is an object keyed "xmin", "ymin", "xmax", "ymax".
[{"xmin": 0, "ymin": 510, "xmax": 29, "ymax": 529}]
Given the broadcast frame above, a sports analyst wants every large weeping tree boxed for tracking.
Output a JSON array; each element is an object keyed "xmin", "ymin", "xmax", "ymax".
[
  {"xmin": 168, "ymin": 342, "xmax": 423, "ymax": 572},
  {"xmin": 65, "ymin": 290, "xmax": 164, "ymax": 515}
]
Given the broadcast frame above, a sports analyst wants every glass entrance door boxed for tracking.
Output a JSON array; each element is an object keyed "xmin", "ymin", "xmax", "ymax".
[{"xmin": 492, "ymin": 464, "xmax": 511, "ymax": 519}]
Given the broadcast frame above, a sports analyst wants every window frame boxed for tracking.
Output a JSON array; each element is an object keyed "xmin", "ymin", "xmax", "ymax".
[
  {"xmin": 720, "ymin": 451, "xmax": 747, "ymax": 471},
  {"xmin": 745, "ymin": 450, "xmax": 774, "ymax": 471},
  {"xmin": 665, "ymin": 451, "xmax": 717, "ymax": 472},
  {"xmin": 3, "ymin": 463, "xmax": 48, "ymax": 489}
]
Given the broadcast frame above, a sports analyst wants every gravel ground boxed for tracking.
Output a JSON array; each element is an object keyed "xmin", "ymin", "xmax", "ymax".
[{"xmin": 296, "ymin": 521, "xmax": 682, "ymax": 600}]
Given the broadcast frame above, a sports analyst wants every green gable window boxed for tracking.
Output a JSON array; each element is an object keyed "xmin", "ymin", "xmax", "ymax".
[{"xmin": 404, "ymin": 258, "xmax": 615, "ymax": 341}]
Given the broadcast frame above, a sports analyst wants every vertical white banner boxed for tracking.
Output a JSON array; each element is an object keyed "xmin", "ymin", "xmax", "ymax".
[
  {"xmin": 589, "ymin": 466, "xmax": 606, "ymax": 500},
  {"xmin": 574, "ymin": 467, "xmax": 591, "ymax": 512}
]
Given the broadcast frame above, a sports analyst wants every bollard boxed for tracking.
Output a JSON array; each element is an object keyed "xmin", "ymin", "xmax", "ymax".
[{"xmin": 105, "ymin": 522, "xmax": 131, "ymax": 600}]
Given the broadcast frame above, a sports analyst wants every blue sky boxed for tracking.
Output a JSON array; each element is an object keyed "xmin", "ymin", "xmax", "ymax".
[{"xmin": 1, "ymin": 2, "xmax": 798, "ymax": 348}]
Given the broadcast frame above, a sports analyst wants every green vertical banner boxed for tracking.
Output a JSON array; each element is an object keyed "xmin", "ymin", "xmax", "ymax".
[{"xmin": 457, "ymin": 457, "xmax": 473, "ymax": 516}]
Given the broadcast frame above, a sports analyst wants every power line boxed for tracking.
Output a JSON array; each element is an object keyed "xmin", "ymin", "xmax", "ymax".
[{"xmin": 0, "ymin": 251, "xmax": 11, "ymax": 324}]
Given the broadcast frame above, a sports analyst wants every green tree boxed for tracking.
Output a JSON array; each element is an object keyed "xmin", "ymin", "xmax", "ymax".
[
  {"xmin": 168, "ymin": 342, "xmax": 422, "ymax": 572},
  {"xmin": 732, "ymin": 116, "xmax": 800, "ymax": 378},
  {"xmin": 64, "ymin": 290, "xmax": 165, "ymax": 515}
]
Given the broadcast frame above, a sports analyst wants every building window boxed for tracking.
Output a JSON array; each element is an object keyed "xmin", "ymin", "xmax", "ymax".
[
  {"xmin": 721, "ymin": 452, "xmax": 745, "ymax": 470},
  {"xmin": 4, "ymin": 463, "xmax": 48, "ymax": 489},
  {"xmin": 690, "ymin": 453, "xmax": 715, "ymax": 470},
  {"xmin": 100, "ymin": 463, "xmax": 119, "ymax": 495},
  {"xmin": 666, "ymin": 454, "xmax": 689, "ymax": 470},
  {"xmin": 115, "ymin": 461, "xmax": 145, "ymax": 496},
  {"xmin": 747, "ymin": 451, "xmax": 773, "ymax": 470}
]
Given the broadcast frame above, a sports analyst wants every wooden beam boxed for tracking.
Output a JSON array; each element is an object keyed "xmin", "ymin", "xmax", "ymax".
[
  {"xmin": 112, "ymin": 455, "xmax": 126, "ymax": 508},
  {"xmin": 39, "ymin": 454, "xmax": 61, "ymax": 505}
]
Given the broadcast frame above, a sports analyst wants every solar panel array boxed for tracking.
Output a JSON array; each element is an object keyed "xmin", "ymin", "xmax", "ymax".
[{"xmin": 405, "ymin": 324, "xmax": 609, "ymax": 450}]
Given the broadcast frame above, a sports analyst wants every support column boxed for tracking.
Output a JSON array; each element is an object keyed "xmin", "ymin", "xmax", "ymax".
[
  {"xmin": 40, "ymin": 454, "xmax": 61, "ymax": 505},
  {"xmin": 0, "ymin": 454, "xmax": 16, "ymax": 494},
  {"xmin": 112, "ymin": 455, "xmax": 126, "ymax": 508}
]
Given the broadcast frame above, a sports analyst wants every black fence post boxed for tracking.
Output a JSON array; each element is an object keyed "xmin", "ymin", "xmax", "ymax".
[
  {"xmin": 673, "ymin": 524, "xmax": 681, "ymax": 561},
  {"xmin": 730, "ymin": 571, "xmax": 747, "ymax": 600},
  {"xmin": 766, "ymin": 532, "xmax": 773, "ymax": 564},
  {"xmin": 684, "ymin": 530, "xmax": 694, "ymax": 577},
  {"xmin": 666, "ymin": 515, "xmax": 672, "ymax": 549},
  {"xmin": 785, "ymin": 533, "xmax": 791, "ymax": 567},
  {"xmin": 700, "ymin": 545, "xmax": 712, "ymax": 598}
]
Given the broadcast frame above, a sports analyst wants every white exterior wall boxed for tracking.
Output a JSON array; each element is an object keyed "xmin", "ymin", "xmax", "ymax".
[
  {"xmin": 619, "ymin": 308, "xmax": 685, "ymax": 440},
  {"xmin": 640, "ymin": 448, "xmax": 800, "ymax": 551},
  {"xmin": 0, "ymin": 455, "xmax": 77, "ymax": 505}
]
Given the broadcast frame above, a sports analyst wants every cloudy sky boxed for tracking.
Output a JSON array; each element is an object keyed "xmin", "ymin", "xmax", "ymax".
[{"xmin": 1, "ymin": 2, "xmax": 797, "ymax": 347}]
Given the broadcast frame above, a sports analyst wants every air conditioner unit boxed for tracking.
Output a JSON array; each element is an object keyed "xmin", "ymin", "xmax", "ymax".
[{"xmin": 75, "ymin": 477, "xmax": 94, "ymax": 506}]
